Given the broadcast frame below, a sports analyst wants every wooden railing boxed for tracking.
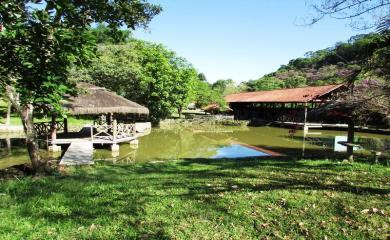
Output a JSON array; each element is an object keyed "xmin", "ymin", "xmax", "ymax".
[
  {"xmin": 93, "ymin": 121, "xmax": 136, "ymax": 141},
  {"xmin": 34, "ymin": 121, "xmax": 65, "ymax": 136}
]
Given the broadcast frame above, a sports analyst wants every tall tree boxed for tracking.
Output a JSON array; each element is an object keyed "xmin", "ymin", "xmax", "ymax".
[
  {"xmin": 89, "ymin": 23, "xmax": 132, "ymax": 44},
  {"xmin": 198, "ymin": 73, "xmax": 207, "ymax": 82},
  {"xmin": 0, "ymin": 0, "xmax": 161, "ymax": 173},
  {"xmin": 212, "ymin": 79, "xmax": 239, "ymax": 96},
  {"xmin": 71, "ymin": 40, "xmax": 199, "ymax": 123}
]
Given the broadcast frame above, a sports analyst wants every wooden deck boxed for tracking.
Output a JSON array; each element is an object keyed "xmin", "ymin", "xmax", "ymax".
[
  {"xmin": 59, "ymin": 140, "xmax": 94, "ymax": 166},
  {"xmin": 53, "ymin": 126, "xmax": 136, "ymax": 145},
  {"xmin": 55, "ymin": 126, "xmax": 137, "ymax": 165},
  {"xmin": 53, "ymin": 136, "xmax": 137, "ymax": 145}
]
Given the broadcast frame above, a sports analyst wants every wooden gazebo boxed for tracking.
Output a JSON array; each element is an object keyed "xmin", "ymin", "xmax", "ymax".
[
  {"xmin": 37, "ymin": 83, "xmax": 149, "ymax": 152},
  {"xmin": 64, "ymin": 83, "xmax": 149, "ymax": 116}
]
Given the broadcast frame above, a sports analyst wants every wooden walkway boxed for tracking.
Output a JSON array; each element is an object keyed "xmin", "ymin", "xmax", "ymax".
[{"xmin": 59, "ymin": 140, "xmax": 94, "ymax": 166}]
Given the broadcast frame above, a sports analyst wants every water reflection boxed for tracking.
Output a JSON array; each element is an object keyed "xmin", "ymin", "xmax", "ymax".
[
  {"xmin": 1, "ymin": 127, "xmax": 389, "ymax": 168},
  {"xmin": 211, "ymin": 144, "xmax": 269, "ymax": 158},
  {"xmin": 94, "ymin": 127, "xmax": 389, "ymax": 163}
]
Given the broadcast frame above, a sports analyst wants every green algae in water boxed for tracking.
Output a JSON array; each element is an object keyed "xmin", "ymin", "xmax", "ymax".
[{"xmin": 1, "ymin": 127, "xmax": 389, "ymax": 168}]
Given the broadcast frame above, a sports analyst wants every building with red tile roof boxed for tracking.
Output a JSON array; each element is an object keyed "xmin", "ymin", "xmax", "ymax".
[
  {"xmin": 225, "ymin": 84, "xmax": 345, "ymax": 122},
  {"xmin": 226, "ymin": 84, "xmax": 343, "ymax": 103}
]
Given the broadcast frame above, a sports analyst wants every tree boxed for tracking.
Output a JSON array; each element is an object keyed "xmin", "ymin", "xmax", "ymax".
[
  {"xmin": 211, "ymin": 79, "xmax": 239, "ymax": 96},
  {"xmin": 0, "ymin": 1, "xmax": 161, "ymax": 173},
  {"xmin": 307, "ymin": 0, "xmax": 390, "ymax": 30},
  {"xmin": 243, "ymin": 76, "xmax": 285, "ymax": 91},
  {"xmin": 325, "ymin": 78, "xmax": 389, "ymax": 161},
  {"xmin": 89, "ymin": 23, "xmax": 132, "ymax": 44},
  {"xmin": 71, "ymin": 40, "xmax": 199, "ymax": 123},
  {"xmin": 193, "ymin": 81, "xmax": 226, "ymax": 108},
  {"xmin": 198, "ymin": 73, "xmax": 207, "ymax": 82}
]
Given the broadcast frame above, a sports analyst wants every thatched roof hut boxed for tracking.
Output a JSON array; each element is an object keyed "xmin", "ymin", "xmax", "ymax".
[
  {"xmin": 203, "ymin": 104, "xmax": 233, "ymax": 114},
  {"xmin": 64, "ymin": 83, "xmax": 149, "ymax": 115}
]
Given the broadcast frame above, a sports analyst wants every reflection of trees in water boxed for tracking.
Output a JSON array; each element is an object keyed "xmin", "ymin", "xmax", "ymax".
[
  {"xmin": 283, "ymin": 134, "xmax": 389, "ymax": 152},
  {"xmin": 135, "ymin": 129, "xmax": 225, "ymax": 160},
  {"xmin": 289, "ymin": 136, "xmax": 335, "ymax": 149},
  {"xmin": 357, "ymin": 138, "xmax": 388, "ymax": 152},
  {"xmin": 0, "ymin": 138, "xmax": 57, "ymax": 169}
]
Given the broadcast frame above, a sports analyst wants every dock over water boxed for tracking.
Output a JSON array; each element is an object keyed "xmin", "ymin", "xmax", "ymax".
[{"xmin": 59, "ymin": 140, "xmax": 94, "ymax": 166}]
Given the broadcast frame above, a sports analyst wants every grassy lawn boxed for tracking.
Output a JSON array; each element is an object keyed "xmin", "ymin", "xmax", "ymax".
[
  {"xmin": 0, "ymin": 158, "xmax": 388, "ymax": 239},
  {"xmin": 0, "ymin": 99, "xmax": 92, "ymax": 126}
]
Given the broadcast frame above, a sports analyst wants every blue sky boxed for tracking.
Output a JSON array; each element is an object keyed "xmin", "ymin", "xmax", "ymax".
[{"xmin": 134, "ymin": 0, "xmax": 369, "ymax": 83}]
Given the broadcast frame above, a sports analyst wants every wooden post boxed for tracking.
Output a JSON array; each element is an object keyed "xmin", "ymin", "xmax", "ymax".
[
  {"xmin": 50, "ymin": 114, "xmax": 57, "ymax": 143},
  {"xmin": 49, "ymin": 114, "xmax": 61, "ymax": 152},
  {"xmin": 302, "ymin": 130, "xmax": 306, "ymax": 159},
  {"xmin": 303, "ymin": 102, "xmax": 308, "ymax": 134},
  {"xmin": 113, "ymin": 119, "xmax": 117, "ymax": 141},
  {"xmin": 107, "ymin": 113, "xmax": 113, "ymax": 126},
  {"xmin": 347, "ymin": 120, "xmax": 355, "ymax": 162},
  {"xmin": 63, "ymin": 117, "xmax": 68, "ymax": 133},
  {"xmin": 90, "ymin": 124, "xmax": 94, "ymax": 141},
  {"xmin": 132, "ymin": 123, "xmax": 137, "ymax": 137},
  {"xmin": 6, "ymin": 137, "xmax": 11, "ymax": 154}
]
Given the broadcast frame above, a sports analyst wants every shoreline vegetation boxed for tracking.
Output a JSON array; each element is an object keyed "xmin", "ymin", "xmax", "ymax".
[{"xmin": 0, "ymin": 157, "xmax": 388, "ymax": 239}]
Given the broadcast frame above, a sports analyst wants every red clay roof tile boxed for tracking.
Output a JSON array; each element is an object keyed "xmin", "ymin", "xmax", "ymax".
[{"xmin": 225, "ymin": 84, "xmax": 343, "ymax": 103}]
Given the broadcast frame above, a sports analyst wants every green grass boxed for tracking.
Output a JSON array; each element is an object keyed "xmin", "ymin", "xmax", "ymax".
[
  {"xmin": 0, "ymin": 115, "xmax": 92, "ymax": 126},
  {"xmin": 0, "ymin": 99, "xmax": 92, "ymax": 126},
  {"xmin": 0, "ymin": 158, "xmax": 389, "ymax": 239}
]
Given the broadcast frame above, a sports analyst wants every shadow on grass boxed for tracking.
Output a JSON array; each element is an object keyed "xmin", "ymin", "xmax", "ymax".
[{"xmin": 1, "ymin": 156, "xmax": 388, "ymax": 238}]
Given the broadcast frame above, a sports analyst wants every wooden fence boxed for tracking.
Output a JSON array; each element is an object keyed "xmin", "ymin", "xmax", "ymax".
[
  {"xmin": 34, "ymin": 121, "xmax": 65, "ymax": 136},
  {"xmin": 93, "ymin": 121, "xmax": 136, "ymax": 141}
]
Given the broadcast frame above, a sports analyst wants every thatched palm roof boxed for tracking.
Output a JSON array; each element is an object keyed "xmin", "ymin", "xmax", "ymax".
[{"xmin": 64, "ymin": 83, "xmax": 149, "ymax": 115}]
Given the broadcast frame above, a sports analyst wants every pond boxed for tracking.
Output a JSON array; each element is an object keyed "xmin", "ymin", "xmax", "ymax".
[{"xmin": 1, "ymin": 126, "xmax": 389, "ymax": 169}]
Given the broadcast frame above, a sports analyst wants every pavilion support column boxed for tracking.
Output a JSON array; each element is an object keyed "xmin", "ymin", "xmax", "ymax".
[
  {"xmin": 6, "ymin": 137, "xmax": 11, "ymax": 154},
  {"xmin": 113, "ymin": 119, "xmax": 117, "ymax": 141},
  {"xmin": 63, "ymin": 117, "xmax": 68, "ymax": 133},
  {"xmin": 303, "ymin": 102, "xmax": 308, "ymax": 134},
  {"xmin": 107, "ymin": 113, "xmax": 113, "ymax": 126},
  {"xmin": 49, "ymin": 114, "xmax": 61, "ymax": 152},
  {"xmin": 111, "ymin": 143, "xmax": 120, "ymax": 152},
  {"xmin": 111, "ymin": 119, "xmax": 119, "ymax": 152},
  {"xmin": 347, "ymin": 119, "xmax": 355, "ymax": 162}
]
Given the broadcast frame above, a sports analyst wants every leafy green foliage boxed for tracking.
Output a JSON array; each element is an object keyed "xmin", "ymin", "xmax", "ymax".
[
  {"xmin": 0, "ymin": 0, "xmax": 161, "ymax": 171},
  {"xmin": 0, "ymin": 0, "xmax": 161, "ymax": 116},
  {"xmin": 71, "ymin": 40, "xmax": 206, "ymax": 123},
  {"xmin": 193, "ymin": 80, "xmax": 226, "ymax": 108},
  {"xmin": 244, "ymin": 76, "xmax": 285, "ymax": 92},
  {"xmin": 89, "ymin": 23, "xmax": 131, "ymax": 44},
  {"xmin": 211, "ymin": 79, "xmax": 240, "ymax": 96}
]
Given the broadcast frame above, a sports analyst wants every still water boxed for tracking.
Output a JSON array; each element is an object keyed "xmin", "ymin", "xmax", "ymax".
[{"xmin": 1, "ymin": 126, "xmax": 389, "ymax": 169}]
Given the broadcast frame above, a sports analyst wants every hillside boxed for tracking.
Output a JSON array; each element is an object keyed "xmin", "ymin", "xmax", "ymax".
[{"xmin": 242, "ymin": 33, "xmax": 389, "ymax": 91}]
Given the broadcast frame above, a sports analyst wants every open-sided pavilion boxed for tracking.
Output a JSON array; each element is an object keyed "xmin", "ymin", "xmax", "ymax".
[
  {"xmin": 34, "ymin": 83, "xmax": 150, "ymax": 158},
  {"xmin": 225, "ymin": 84, "xmax": 345, "ymax": 124}
]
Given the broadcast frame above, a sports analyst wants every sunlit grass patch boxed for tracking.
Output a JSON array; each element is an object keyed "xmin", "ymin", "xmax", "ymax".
[{"xmin": 0, "ymin": 158, "xmax": 389, "ymax": 239}]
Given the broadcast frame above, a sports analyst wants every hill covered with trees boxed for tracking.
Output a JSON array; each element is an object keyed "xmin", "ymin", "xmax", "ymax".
[{"xmin": 241, "ymin": 32, "xmax": 389, "ymax": 91}]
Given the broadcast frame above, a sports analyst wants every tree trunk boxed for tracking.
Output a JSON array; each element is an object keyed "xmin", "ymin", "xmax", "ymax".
[
  {"xmin": 6, "ymin": 85, "xmax": 45, "ymax": 173},
  {"xmin": 347, "ymin": 119, "xmax": 355, "ymax": 162},
  {"xmin": 6, "ymin": 101, "xmax": 11, "ymax": 125},
  {"xmin": 178, "ymin": 107, "xmax": 182, "ymax": 118},
  {"xmin": 20, "ymin": 104, "xmax": 45, "ymax": 173}
]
